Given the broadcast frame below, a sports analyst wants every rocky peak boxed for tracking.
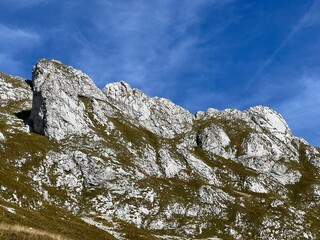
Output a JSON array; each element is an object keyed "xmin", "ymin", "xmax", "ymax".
[
  {"xmin": 32, "ymin": 59, "xmax": 105, "ymax": 100},
  {"xmin": 245, "ymin": 106, "xmax": 292, "ymax": 140},
  {"xmin": 103, "ymin": 80, "xmax": 193, "ymax": 138},
  {"xmin": 0, "ymin": 72, "xmax": 32, "ymax": 108},
  {"xmin": 29, "ymin": 59, "xmax": 105, "ymax": 141},
  {"xmin": 28, "ymin": 60, "xmax": 194, "ymax": 141},
  {"xmin": 103, "ymin": 80, "xmax": 134, "ymax": 97},
  {"xmin": 196, "ymin": 105, "xmax": 292, "ymax": 142}
]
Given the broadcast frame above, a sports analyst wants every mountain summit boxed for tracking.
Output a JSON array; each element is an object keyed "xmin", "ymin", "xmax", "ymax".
[{"xmin": 1, "ymin": 59, "xmax": 320, "ymax": 239}]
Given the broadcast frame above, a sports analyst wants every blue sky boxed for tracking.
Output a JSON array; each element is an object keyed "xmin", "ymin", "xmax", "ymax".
[{"xmin": 0, "ymin": 0, "xmax": 320, "ymax": 146}]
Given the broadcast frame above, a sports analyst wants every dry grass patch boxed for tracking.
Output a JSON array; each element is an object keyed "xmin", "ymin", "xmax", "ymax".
[{"xmin": 0, "ymin": 223, "xmax": 70, "ymax": 240}]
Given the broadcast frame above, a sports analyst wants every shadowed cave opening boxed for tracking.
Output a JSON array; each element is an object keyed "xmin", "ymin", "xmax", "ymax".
[
  {"xmin": 15, "ymin": 110, "xmax": 32, "ymax": 125},
  {"xmin": 25, "ymin": 79, "xmax": 33, "ymax": 91}
]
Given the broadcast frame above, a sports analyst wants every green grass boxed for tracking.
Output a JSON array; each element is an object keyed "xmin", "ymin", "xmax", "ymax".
[
  {"xmin": 0, "ymin": 223, "xmax": 69, "ymax": 240},
  {"xmin": 0, "ymin": 72, "xmax": 29, "ymax": 89},
  {"xmin": 287, "ymin": 143, "xmax": 320, "ymax": 203},
  {"xmin": 194, "ymin": 146, "xmax": 256, "ymax": 176},
  {"xmin": 0, "ymin": 200, "xmax": 116, "ymax": 240},
  {"xmin": 2, "ymin": 73, "xmax": 320, "ymax": 239},
  {"xmin": 0, "ymin": 96, "xmax": 116, "ymax": 240},
  {"xmin": 115, "ymin": 219, "xmax": 160, "ymax": 240}
]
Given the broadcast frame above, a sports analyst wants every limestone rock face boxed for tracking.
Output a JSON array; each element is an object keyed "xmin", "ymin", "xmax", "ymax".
[
  {"xmin": 197, "ymin": 124, "xmax": 235, "ymax": 159},
  {"xmin": 2, "ymin": 59, "xmax": 320, "ymax": 240},
  {"xmin": 245, "ymin": 106, "xmax": 293, "ymax": 142},
  {"xmin": 195, "ymin": 106, "xmax": 303, "ymax": 185},
  {"xmin": 103, "ymin": 81, "xmax": 193, "ymax": 138},
  {"xmin": 29, "ymin": 59, "xmax": 105, "ymax": 141},
  {"xmin": 0, "ymin": 72, "xmax": 32, "ymax": 108}
]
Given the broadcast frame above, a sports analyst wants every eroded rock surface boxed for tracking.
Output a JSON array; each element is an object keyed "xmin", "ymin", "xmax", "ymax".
[
  {"xmin": 1, "ymin": 59, "xmax": 320, "ymax": 240},
  {"xmin": 29, "ymin": 59, "xmax": 105, "ymax": 140},
  {"xmin": 103, "ymin": 81, "xmax": 193, "ymax": 138},
  {"xmin": 0, "ymin": 72, "xmax": 32, "ymax": 108}
]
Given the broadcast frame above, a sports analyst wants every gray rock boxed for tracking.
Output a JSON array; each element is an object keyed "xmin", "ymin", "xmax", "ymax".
[
  {"xmin": 0, "ymin": 132, "xmax": 5, "ymax": 141},
  {"xmin": 103, "ymin": 81, "xmax": 193, "ymax": 138},
  {"xmin": 2, "ymin": 59, "xmax": 320, "ymax": 239},
  {"xmin": 197, "ymin": 124, "xmax": 235, "ymax": 159},
  {"xmin": 29, "ymin": 59, "xmax": 105, "ymax": 141},
  {"xmin": 0, "ymin": 72, "xmax": 32, "ymax": 108}
]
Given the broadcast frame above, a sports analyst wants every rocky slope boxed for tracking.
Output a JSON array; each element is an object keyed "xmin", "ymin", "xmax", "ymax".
[{"xmin": 1, "ymin": 59, "xmax": 320, "ymax": 240}]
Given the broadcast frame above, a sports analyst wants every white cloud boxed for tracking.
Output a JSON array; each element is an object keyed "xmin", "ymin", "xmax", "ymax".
[
  {"xmin": 297, "ymin": 0, "xmax": 320, "ymax": 28},
  {"xmin": 0, "ymin": 25, "xmax": 41, "ymax": 77},
  {"xmin": 0, "ymin": 24, "xmax": 41, "ymax": 53},
  {"xmin": 0, "ymin": 54, "xmax": 23, "ymax": 74},
  {"xmin": 250, "ymin": 0, "xmax": 320, "ymax": 85},
  {"xmin": 277, "ymin": 76, "xmax": 320, "ymax": 144},
  {"xmin": 279, "ymin": 77, "xmax": 320, "ymax": 121},
  {"xmin": 70, "ymin": 0, "xmax": 234, "ymax": 96}
]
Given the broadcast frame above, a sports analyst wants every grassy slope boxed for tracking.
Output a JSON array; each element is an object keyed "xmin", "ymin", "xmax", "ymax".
[
  {"xmin": 0, "ymin": 199, "xmax": 116, "ymax": 240},
  {"xmin": 2, "ymin": 72, "xmax": 320, "ymax": 239},
  {"xmin": 0, "ymin": 75, "xmax": 116, "ymax": 240},
  {"xmin": 0, "ymin": 76, "xmax": 162, "ymax": 239}
]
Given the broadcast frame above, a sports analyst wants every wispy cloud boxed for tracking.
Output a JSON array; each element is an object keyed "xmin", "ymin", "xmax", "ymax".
[
  {"xmin": 0, "ymin": 24, "xmax": 41, "ymax": 75},
  {"xmin": 0, "ymin": 54, "xmax": 23, "ymax": 74},
  {"xmin": 69, "ymin": 0, "xmax": 234, "ymax": 96},
  {"xmin": 277, "ymin": 75, "xmax": 320, "ymax": 145},
  {"xmin": 0, "ymin": 25, "xmax": 40, "ymax": 51},
  {"xmin": 249, "ymin": 0, "xmax": 320, "ymax": 85}
]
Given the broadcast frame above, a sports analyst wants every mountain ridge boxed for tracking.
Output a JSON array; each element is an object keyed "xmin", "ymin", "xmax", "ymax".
[{"xmin": 1, "ymin": 59, "xmax": 320, "ymax": 239}]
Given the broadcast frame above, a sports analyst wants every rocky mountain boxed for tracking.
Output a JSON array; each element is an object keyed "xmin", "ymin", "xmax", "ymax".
[{"xmin": 1, "ymin": 59, "xmax": 320, "ymax": 240}]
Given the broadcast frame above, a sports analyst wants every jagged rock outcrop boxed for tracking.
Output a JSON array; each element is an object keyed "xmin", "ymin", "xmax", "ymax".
[
  {"xmin": 0, "ymin": 72, "xmax": 32, "ymax": 108},
  {"xmin": 1, "ymin": 59, "xmax": 320, "ymax": 240},
  {"xmin": 103, "ymin": 81, "xmax": 193, "ymax": 138},
  {"xmin": 29, "ymin": 59, "xmax": 105, "ymax": 141},
  {"xmin": 195, "ymin": 106, "xmax": 303, "ymax": 185}
]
